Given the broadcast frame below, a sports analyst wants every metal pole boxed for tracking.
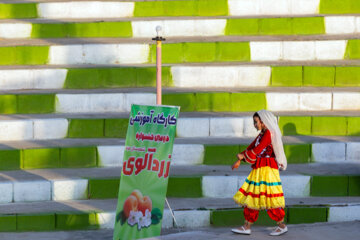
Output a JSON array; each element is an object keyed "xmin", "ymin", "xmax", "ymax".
[
  {"xmin": 152, "ymin": 26, "xmax": 165, "ymax": 106},
  {"xmin": 156, "ymin": 40, "xmax": 162, "ymax": 105},
  {"xmin": 153, "ymin": 27, "xmax": 177, "ymax": 229}
]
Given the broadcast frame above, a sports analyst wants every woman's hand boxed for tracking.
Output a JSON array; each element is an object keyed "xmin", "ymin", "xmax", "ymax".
[
  {"xmin": 237, "ymin": 153, "xmax": 244, "ymax": 161},
  {"xmin": 279, "ymin": 164, "xmax": 285, "ymax": 171},
  {"xmin": 232, "ymin": 159, "xmax": 241, "ymax": 170}
]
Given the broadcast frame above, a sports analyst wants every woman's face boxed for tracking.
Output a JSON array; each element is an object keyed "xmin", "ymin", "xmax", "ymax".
[{"xmin": 253, "ymin": 116, "xmax": 265, "ymax": 131}]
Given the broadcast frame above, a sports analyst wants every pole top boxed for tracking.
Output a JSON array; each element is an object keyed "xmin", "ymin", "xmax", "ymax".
[{"xmin": 152, "ymin": 25, "xmax": 166, "ymax": 41}]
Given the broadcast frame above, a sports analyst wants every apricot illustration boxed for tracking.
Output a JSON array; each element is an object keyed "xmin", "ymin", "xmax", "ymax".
[
  {"xmin": 130, "ymin": 189, "xmax": 143, "ymax": 202},
  {"xmin": 123, "ymin": 195, "xmax": 138, "ymax": 218},
  {"xmin": 138, "ymin": 195, "xmax": 152, "ymax": 215}
]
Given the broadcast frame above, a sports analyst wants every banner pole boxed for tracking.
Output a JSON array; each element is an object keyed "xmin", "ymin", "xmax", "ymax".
[
  {"xmin": 152, "ymin": 26, "xmax": 165, "ymax": 106},
  {"xmin": 165, "ymin": 198, "xmax": 180, "ymax": 230},
  {"xmin": 152, "ymin": 26, "xmax": 179, "ymax": 230},
  {"xmin": 156, "ymin": 39, "xmax": 162, "ymax": 105}
]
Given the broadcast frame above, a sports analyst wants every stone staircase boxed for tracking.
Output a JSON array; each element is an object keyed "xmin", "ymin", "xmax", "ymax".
[{"xmin": 0, "ymin": 0, "xmax": 359, "ymax": 238}]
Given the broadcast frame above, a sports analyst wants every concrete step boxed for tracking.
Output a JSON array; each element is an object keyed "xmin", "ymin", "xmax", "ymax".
[
  {"xmin": 0, "ymin": 90, "xmax": 359, "ymax": 114},
  {"xmin": 2, "ymin": 34, "xmax": 360, "ymax": 45},
  {"xmin": 0, "ymin": 65, "xmax": 359, "ymax": 90},
  {"xmin": 1, "ymin": 110, "xmax": 360, "ymax": 119},
  {"xmin": 0, "ymin": 135, "xmax": 359, "ymax": 170},
  {"xmin": 154, "ymin": 222, "xmax": 360, "ymax": 240},
  {"xmin": 0, "ymin": 39, "xmax": 359, "ymax": 65},
  {"xmin": 1, "ymin": 222, "xmax": 359, "ymax": 240},
  {"xmin": 2, "ymin": 196, "xmax": 360, "ymax": 215},
  {"xmin": 1, "ymin": 0, "xmax": 360, "ymax": 19},
  {"xmin": 0, "ymin": 197, "xmax": 359, "ymax": 231},
  {"xmin": 0, "ymin": 164, "xmax": 359, "ymax": 203},
  {"xmin": 0, "ymin": 113, "xmax": 359, "ymax": 141},
  {"xmin": 1, "ymin": 16, "xmax": 360, "ymax": 39},
  {"xmin": 2, "ymin": 86, "xmax": 360, "ymax": 94}
]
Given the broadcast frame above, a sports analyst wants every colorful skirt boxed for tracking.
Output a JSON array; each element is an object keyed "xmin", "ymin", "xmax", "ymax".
[{"xmin": 233, "ymin": 157, "xmax": 285, "ymax": 210}]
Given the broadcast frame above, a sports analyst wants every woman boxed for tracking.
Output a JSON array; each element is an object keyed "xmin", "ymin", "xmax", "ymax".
[{"xmin": 231, "ymin": 110, "xmax": 288, "ymax": 236}]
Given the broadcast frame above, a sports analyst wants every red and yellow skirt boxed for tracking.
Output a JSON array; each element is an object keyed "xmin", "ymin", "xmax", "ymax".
[{"xmin": 233, "ymin": 157, "xmax": 285, "ymax": 210}]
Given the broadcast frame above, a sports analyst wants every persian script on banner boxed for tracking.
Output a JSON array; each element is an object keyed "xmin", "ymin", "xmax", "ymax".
[{"xmin": 113, "ymin": 104, "xmax": 180, "ymax": 240}]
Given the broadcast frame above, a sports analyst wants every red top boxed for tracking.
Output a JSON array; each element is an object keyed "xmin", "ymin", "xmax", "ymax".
[{"xmin": 242, "ymin": 129, "xmax": 275, "ymax": 165}]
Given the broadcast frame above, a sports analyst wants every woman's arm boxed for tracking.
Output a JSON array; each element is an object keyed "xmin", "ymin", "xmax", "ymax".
[
  {"xmin": 243, "ymin": 130, "xmax": 272, "ymax": 164},
  {"xmin": 232, "ymin": 134, "xmax": 259, "ymax": 170},
  {"xmin": 237, "ymin": 137, "xmax": 257, "ymax": 160}
]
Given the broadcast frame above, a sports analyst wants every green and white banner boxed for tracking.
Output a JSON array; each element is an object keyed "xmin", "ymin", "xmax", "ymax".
[{"xmin": 113, "ymin": 104, "xmax": 180, "ymax": 240}]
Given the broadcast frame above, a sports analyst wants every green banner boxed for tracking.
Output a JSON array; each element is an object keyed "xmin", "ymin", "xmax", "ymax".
[{"xmin": 113, "ymin": 104, "xmax": 180, "ymax": 240}]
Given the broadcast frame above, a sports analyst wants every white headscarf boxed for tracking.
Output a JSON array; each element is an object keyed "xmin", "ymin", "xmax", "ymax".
[{"xmin": 257, "ymin": 110, "xmax": 287, "ymax": 170}]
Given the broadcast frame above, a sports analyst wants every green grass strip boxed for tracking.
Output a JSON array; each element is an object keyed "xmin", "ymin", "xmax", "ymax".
[
  {"xmin": 60, "ymin": 147, "xmax": 97, "ymax": 168},
  {"xmin": 196, "ymin": 93, "xmax": 231, "ymax": 112},
  {"xmin": 216, "ymin": 42, "xmax": 250, "ymax": 62},
  {"xmin": 226, "ymin": 19, "xmax": 259, "ymax": 35},
  {"xmin": 32, "ymin": 22, "xmax": 132, "ymax": 38},
  {"xmin": 88, "ymin": 178, "xmax": 120, "ymax": 199},
  {"xmin": 204, "ymin": 145, "xmax": 241, "ymax": 165},
  {"xmin": 0, "ymin": 150, "xmax": 21, "ymax": 170},
  {"xmin": 311, "ymin": 176, "xmax": 349, "ymax": 196},
  {"xmin": 22, "ymin": 148, "xmax": 60, "ymax": 169},
  {"xmin": 211, "ymin": 208, "xmax": 288, "ymax": 226},
  {"xmin": 184, "ymin": 42, "xmax": 217, "ymax": 62},
  {"xmin": 259, "ymin": 18, "xmax": 292, "ymax": 35},
  {"xmin": 284, "ymin": 144, "xmax": 311, "ymax": 163},
  {"xmin": 84, "ymin": 176, "xmax": 202, "ymax": 199},
  {"xmin": 348, "ymin": 176, "xmax": 360, "ymax": 196},
  {"xmin": 211, "ymin": 209, "xmax": 244, "ymax": 226},
  {"xmin": 320, "ymin": 0, "xmax": 360, "ymax": 14},
  {"xmin": 0, "ymin": 94, "xmax": 55, "ymax": 114},
  {"xmin": 15, "ymin": 46, "xmax": 49, "ymax": 65},
  {"xmin": 163, "ymin": 93, "xmax": 196, "ymax": 112},
  {"xmin": 231, "ymin": 93, "xmax": 266, "ymax": 112},
  {"xmin": 150, "ymin": 42, "xmax": 250, "ymax": 64},
  {"xmin": 345, "ymin": 40, "xmax": 360, "ymax": 59},
  {"xmin": 198, "ymin": 0, "xmax": 228, "ymax": 16},
  {"xmin": 0, "ymin": 47, "xmax": 16, "ymax": 65},
  {"xmin": 292, "ymin": 17, "xmax": 325, "ymax": 35},
  {"xmin": 149, "ymin": 43, "xmax": 184, "ymax": 63},
  {"xmin": 134, "ymin": 0, "xmax": 227, "ymax": 17},
  {"xmin": 69, "ymin": 65, "xmax": 360, "ymax": 88},
  {"xmin": 204, "ymin": 144, "xmax": 311, "ymax": 165},
  {"xmin": 347, "ymin": 117, "xmax": 360, "ymax": 136},
  {"xmin": 104, "ymin": 119, "xmax": 129, "ymax": 138},
  {"xmin": 226, "ymin": 17, "xmax": 324, "ymax": 36},
  {"xmin": 270, "ymin": 66, "xmax": 360, "ymax": 87},
  {"xmin": 17, "ymin": 214, "xmax": 55, "ymax": 231},
  {"xmin": 279, "ymin": 116, "xmax": 312, "ymax": 135},
  {"xmin": 64, "ymin": 67, "xmax": 172, "ymax": 89},
  {"xmin": 0, "ymin": 46, "xmax": 49, "ymax": 65},
  {"xmin": 31, "ymin": 23, "xmax": 67, "ymax": 38},
  {"xmin": 0, "ymin": 3, "xmax": 37, "ymax": 19},
  {"xmin": 167, "ymin": 176, "xmax": 202, "ymax": 197},
  {"xmin": 335, "ymin": 67, "xmax": 360, "ymax": 87},
  {"xmin": 17, "ymin": 94, "xmax": 55, "ymax": 114},
  {"xmin": 0, "ymin": 215, "xmax": 16, "ymax": 232},
  {"xmin": 287, "ymin": 207, "xmax": 328, "ymax": 224},
  {"xmin": 312, "ymin": 117, "xmax": 347, "ymax": 136},
  {"xmin": 56, "ymin": 212, "xmax": 99, "ymax": 230},
  {"xmin": 163, "ymin": 92, "xmax": 265, "ymax": 112},
  {"xmin": 134, "ymin": 0, "xmax": 196, "ymax": 17},
  {"xmin": 280, "ymin": 116, "xmax": 355, "ymax": 136},
  {"xmin": 0, "ymin": 95, "xmax": 17, "ymax": 114},
  {"xmin": 303, "ymin": 66, "xmax": 335, "ymax": 87},
  {"xmin": 271, "ymin": 66, "xmax": 302, "ymax": 86},
  {"xmin": 68, "ymin": 119, "xmax": 104, "ymax": 138}
]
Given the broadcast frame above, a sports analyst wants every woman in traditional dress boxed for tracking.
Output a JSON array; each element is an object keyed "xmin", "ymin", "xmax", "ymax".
[{"xmin": 231, "ymin": 110, "xmax": 288, "ymax": 236}]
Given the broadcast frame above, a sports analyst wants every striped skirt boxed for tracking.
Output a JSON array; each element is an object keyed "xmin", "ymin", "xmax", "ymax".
[{"xmin": 233, "ymin": 157, "xmax": 285, "ymax": 210}]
